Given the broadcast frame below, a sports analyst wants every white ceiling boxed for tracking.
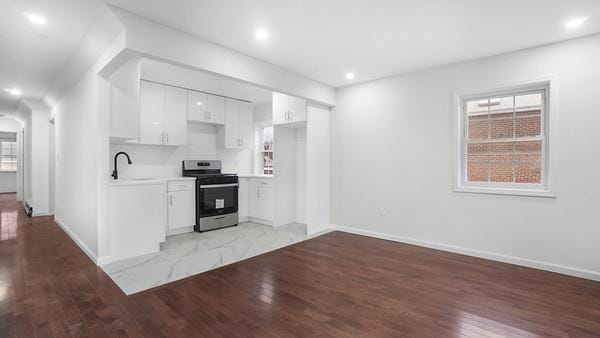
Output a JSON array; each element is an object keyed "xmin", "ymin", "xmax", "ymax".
[
  {"xmin": 105, "ymin": 0, "xmax": 600, "ymax": 87},
  {"xmin": 0, "ymin": 0, "xmax": 103, "ymax": 115},
  {"xmin": 1, "ymin": 0, "xmax": 599, "ymax": 117}
]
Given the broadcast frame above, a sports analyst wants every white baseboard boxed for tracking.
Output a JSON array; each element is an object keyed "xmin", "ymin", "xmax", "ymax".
[
  {"xmin": 248, "ymin": 217, "xmax": 273, "ymax": 226},
  {"xmin": 166, "ymin": 226, "xmax": 194, "ymax": 236},
  {"xmin": 33, "ymin": 211, "xmax": 53, "ymax": 217},
  {"xmin": 96, "ymin": 255, "xmax": 115, "ymax": 266},
  {"xmin": 332, "ymin": 224, "xmax": 600, "ymax": 282},
  {"xmin": 54, "ymin": 216, "xmax": 98, "ymax": 265}
]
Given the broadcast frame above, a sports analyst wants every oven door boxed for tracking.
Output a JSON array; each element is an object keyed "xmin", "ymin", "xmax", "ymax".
[{"xmin": 198, "ymin": 183, "xmax": 239, "ymax": 218}]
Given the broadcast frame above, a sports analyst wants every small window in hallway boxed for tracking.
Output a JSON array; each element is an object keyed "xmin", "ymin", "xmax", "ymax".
[{"xmin": 0, "ymin": 141, "xmax": 17, "ymax": 171}]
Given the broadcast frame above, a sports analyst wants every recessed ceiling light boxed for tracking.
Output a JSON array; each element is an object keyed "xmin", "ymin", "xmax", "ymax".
[
  {"xmin": 23, "ymin": 12, "xmax": 47, "ymax": 26},
  {"xmin": 3, "ymin": 88, "xmax": 22, "ymax": 96},
  {"xmin": 196, "ymin": 101, "xmax": 203, "ymax": 106},
  {"xmin": 345, "ymin": 72, "xmax": 355, "ymax": 80},
  {"xmin": 565, "ymin": 17, "xmax": 588, "ymax": 29},
  {"xmin": 255, "ymin": 29, "xmax": 269, "ymax": 41}
]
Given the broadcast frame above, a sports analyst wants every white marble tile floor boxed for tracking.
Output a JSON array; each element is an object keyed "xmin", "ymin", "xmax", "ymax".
[{"xmin": 102, "ymin": 222, "xmax": 313, "ymax": 295}]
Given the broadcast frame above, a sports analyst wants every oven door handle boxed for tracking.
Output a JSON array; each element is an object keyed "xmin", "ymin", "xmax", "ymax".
[{"xmin": 199, "ymin": 183, "xmax": 239, "ymax": 188}]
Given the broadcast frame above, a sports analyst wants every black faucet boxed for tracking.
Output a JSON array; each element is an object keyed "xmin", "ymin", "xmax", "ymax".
[{"xmin": 111, "ymin": 152, "xmax": 132, "ymax": 180}]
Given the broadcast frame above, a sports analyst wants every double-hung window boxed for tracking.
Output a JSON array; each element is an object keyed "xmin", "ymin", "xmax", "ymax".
[
  {"xmin": 456, "ymin": 82, "xmax": 553, "ymax": 196},
  {"xmin": 0, "ymin": 141, "xmax": 17, "ymax": 171}
]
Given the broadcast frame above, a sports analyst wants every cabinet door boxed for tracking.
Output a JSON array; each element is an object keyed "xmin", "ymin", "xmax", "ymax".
[
  {"xmin": 257, "ymin": 187, "xmax": 273, "ymax": 221},
  {"xmin": 187, "ymin": 90, "xmax": 208, "ymax": 122},
  {"xmin": 272, "ymin": 92, "xmax": 288, "ymax": 125},
  {"xmin": 139, "ymin": 81, "xmax": 165, "ymax": 145},
  {"xmin": 164, "ymin": 86, "xmax": 188, "ymax": 146},
  {"xmin": 288, "ymin": 95, "xmax": 307, "ymax": 123},
  {"xmin": 248, "ymin": 179, "xmax": 258, "ymax": 218},
  {"xmin": 207, "ymin": 94, "xmax": 225, "ymax": 125},
  {"xmin": 239, "ymin": 101, "xmax": 254, "ymax": 149},
  {"xmin": 224, "ymin": 98, "xmax": 240, "ymax": 148},
  {"xmin": 168, "ymin": 190, "xmax": 196, "ymax": 230},
  {"xmin": 238, "ymin": 178, "xmax": 249, "ymax": 219}
]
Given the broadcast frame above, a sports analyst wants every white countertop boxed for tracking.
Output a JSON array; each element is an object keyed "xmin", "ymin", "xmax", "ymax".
[
  {"xmin": 237, "ymin": 174, "xmax": 273, "ymax": 179},
  {"xmin": 109, "ymin": 176, "xmax": 196, "ymax": 187}
]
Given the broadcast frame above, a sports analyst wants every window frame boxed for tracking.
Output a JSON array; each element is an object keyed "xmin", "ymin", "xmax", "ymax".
[
  {"xmin": 453, "ymin": 79, "xmax": 557, "ymax": 198},
  {"xmin": 0, "ymin": 140, "xmax": 17, "ymax": 172}
]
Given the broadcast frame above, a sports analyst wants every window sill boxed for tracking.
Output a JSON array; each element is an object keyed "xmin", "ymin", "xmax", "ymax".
[
  {"xmin": 454, "ymin": 186, "xmax": 556, "ymax": 198},
  {"xmin": 0, "ymin": 170, "xmax": 16, "ymax": 173}
]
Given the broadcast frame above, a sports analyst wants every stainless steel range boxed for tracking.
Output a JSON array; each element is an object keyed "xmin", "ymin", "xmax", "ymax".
[{"xmin": 182, "ymin": 160, "xmax": 239, "ymax": 232}]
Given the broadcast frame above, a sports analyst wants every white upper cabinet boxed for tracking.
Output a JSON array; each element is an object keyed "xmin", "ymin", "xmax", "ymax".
[
  {"xmin": 207, "ymin": 94, "xmax": 225, "ymax": 124},
  {"xmin": 139, "ymin": 80, "xmax": 188, "ymax": 146},
  {"xmin": 288, "ymin": 95, "xmax": 307, "ymax": 123},
  {"xmin": 217, "ymin": 98, "xmax": 254, "ymax": 149},
  {"xmin": 273, "ymin": 92, "xmax": 307, "ymax": 126},
  {"xmin": 140, "ymin": 81, "xmax": 166, "ymax": 145},
  {"xmin": 188, "ymin": 90, "xmax": 225, "ymax": 125},
  {"xmin": 239, "ymin": 101, "xmax": 254, "ymax": 149},
  {"xmin": 164, "ymin": 86, "xmax": 188, "ymax": 146},
  {"xmin": 223, "ymin": 98, "xmax": 240, "ymax": 148},
  {"xmin": 273, "ymin": 92, "xmax": 288, "ymax": 125}
]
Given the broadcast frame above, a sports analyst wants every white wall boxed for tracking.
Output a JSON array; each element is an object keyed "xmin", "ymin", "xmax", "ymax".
[
  {"xmin": 306, "ymin": 105, "xmax": 330, "ymax": 235},
  {"xmin": 0, "ymin": 118, "xmax": 21, "ymax": 132},
  {"xmin": 296, "ymin": 128, "xmax": 307, "ymax": 224},
  {"xmin": 15, "ymin": 101, "xmax": 51, "ymax": 215},
  {"xmin": 0, "ymin": 173, "xmax": 16, "ymax": 193},
  {"xmin": 331, "ymin": 34, "xmax": 600, "ymax": 280},
  {"xmin": 53, "ymin": 67, "xmax": 107, "ymax": 258}
]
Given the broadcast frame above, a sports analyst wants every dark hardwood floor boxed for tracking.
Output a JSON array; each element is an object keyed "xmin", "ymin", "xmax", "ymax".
[{"xmin": 1, "ymin": 193, "xmax": 600, "ymax": 337}]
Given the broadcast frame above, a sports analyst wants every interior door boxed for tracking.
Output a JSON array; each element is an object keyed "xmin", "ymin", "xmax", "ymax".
[
  {"xmin": 225, "ymin": 98, "xmax": 240, "ymax": 148},
  {"xmin": 164, "ymin": 86, "xmax": 188, "ymax": 146},
  {"xmin": 139, "ymin": 81, "xmax": 165, "ymax": 145}
]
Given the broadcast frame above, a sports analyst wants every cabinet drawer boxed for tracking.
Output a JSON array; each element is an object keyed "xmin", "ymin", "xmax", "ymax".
[
  {"xmin": 168, "ymin": 180, "xmax": 195, "ymax": 192},
  {"xmin": 256, "ymin": 179, "xmax": 272, "ymax": 187}
]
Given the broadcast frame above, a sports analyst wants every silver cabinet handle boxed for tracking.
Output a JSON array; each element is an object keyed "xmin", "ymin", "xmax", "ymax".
[
  {"xmin": 208, "ymin": 111, "xmax": 211, "ymax": 120},
  {"xmin": 161, "ymin": 132, "xmax": 165, "ymax": 144},
  {"xmin": 166, "ymin": 133, "xmax": 169, "ymax": 144},
  {"xmin": 200, "ymin": 183, "xmax": 239, "ymax": 188},
  {"xmin": 169, "ymin": 194, "xmax": 173, "ymax": 205}
]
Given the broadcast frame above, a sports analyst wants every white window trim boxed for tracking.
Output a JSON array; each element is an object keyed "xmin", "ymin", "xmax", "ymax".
[{"xmin": 452, "ymin": 77, "xmax": 558, "ymax": 198}]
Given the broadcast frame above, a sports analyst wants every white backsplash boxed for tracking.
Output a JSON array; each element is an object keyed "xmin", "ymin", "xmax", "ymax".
[{"xmin": 110, "ymin": 123, "xmax": 255, "ymax": 179}]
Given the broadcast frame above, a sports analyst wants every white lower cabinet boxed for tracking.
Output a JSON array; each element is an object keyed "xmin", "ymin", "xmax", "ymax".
[
  {"xmin": 257, "ymin": 185, "xmax": 273, "ymax": 221},
  {"xmin": 167, "ymin": 180, "xmax": 195, "ymax": 233},
  {"xmin": 244, "ymin": 178, "xmax": 273, "ymax": 224},
  {"xmin": 238, "ymin": 178, "xmax": 249, "ymax": 220}
]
